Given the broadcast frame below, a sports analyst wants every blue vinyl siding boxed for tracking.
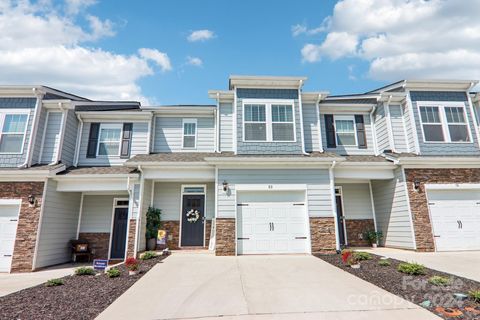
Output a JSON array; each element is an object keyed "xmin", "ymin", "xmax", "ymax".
[
  {"xmin": 61, "ymin": 110, "xmax": 79, "ymax": 167},
  {"xmin": 40, "ymin": 112, "xmax": 62, "ymax": 164}
]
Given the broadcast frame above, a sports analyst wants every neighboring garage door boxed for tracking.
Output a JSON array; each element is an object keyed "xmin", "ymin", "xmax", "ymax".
[
  {"xmin": 427, "ymin": 189, "xmax": 480, "ymax": 251},
  {"xmin": 0, "ymin": 201, "xmax": 20, "ymax": 272},
  {"xmin": 237, "ymin": 191, "xmax": 309, "ymax": 255}
]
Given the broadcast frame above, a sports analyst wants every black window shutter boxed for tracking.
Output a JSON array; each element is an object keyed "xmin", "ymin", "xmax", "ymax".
[
  {"xmin": 355, "ymin": 115, "xmax": 367, "ymax": 149},
  {"xmin": 86, "ymin": 123, "xmax": 100, "ymax": 158},
  {"xmin": 120, "ymin": 123, "xmax": 133, "ymax": 158},
  {"xmin": 325, "ymin": 114, "xmax": 336, "ymax": 148}
]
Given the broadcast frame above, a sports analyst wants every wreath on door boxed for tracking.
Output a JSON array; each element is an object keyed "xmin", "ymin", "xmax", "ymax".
[{"xmin": 186, "ymin": 209, "xmax": 200, "ymax": 223}]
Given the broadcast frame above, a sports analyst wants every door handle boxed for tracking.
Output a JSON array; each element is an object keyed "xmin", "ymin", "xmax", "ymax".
[
  {"xmin": 459, "ymin": 220, "xmax": 463, "ymax": 229},
  {"xmin": 4, "ymin": 254, "xmax": 12, "ymax": 257},
  {"xmin": 457, "ymin": 220, "xmax": 462, "ymax": 229}
]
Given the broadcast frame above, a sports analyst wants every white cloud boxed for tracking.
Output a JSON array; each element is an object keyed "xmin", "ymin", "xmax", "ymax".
[
  {"xmin": 187, "ymin": 29, "xmax": 215, "ymax": 42},
  {"xmin": 138, "ymin": 48, "xmax": 172, "ymax": 72},
  {"xmin": 291, "ymin": 19, "xmax": 330, "ymax": 37},
  {"xmin": 300, "ymin": 0, "xmax": 480, "ymax": 81},
  {"xmin": 0, "ymin": 0, "xmax": 173, "ymax": 103},
  {"xmin": 186, "ymin": 56, "xmax": 203, "ymax": 67}
]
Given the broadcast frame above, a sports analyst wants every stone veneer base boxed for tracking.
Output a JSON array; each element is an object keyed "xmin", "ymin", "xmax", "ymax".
[
  {"xmin": 215, "ymin": 218, "xmax": 236, "ymax": 256},
  {"xmin": 78, "ymin": 233, "xmax": 110, "ymax": 259},
  {"xmin": 309, "ymin": 217, "xmax": 337, "ymax": 253},
  {"xmin": 126, "ymin": 219, "xmax": 137, "ymax": 258},
  {"xmin": 345, "ymin": 219, "xmax": 375, "ymax": 247}
]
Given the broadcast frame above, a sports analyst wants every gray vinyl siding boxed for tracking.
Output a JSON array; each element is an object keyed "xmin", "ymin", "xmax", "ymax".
[
  {"xmin": 403, "ymin": 104, "xmax": 416, "ymax": 152},
  {"xmin": 35, "ymin": 180, "xmax": 82, "ymax": 268},
  {"xmin": 374, "ymin": 104, "xmax": 390, "ymax": 152},
  {"xmin": 40, "ymin": 112, "xmax": 62, "ymax": 164},
  {"xmin": 389, "ymin": 105, "xmax": 408, "ymax": 153},
  {"xmin": 61, "ymin": 110, "xmax": 79, "ymax": 167},
  {"xmin": 371, "ymin": 168, "xmax": 415, "ymax": 249},
  {"xmin": 336, "ymin": 183, "xmax": 373, "ymax": 220},
  {"xmin": 0, "ymin": 108, "xmax": 35, "ymax": 168},
  {"xmin": 303, "ymin": 103, "xmax": 320, "ymax": 152},
  {"xmin": 31, "ymin": 107, "xmax": 47, "ymax": 164},
  {"xmin": 78, "ymin": 122, "xmax": 149, "ymax": 166},
  {"xmin": 217, "ymin": 169, "xmax": 332, "ymax": 218},
  {"xmin": 320, "ymin": 112, "xmax": 375, "ymax": 155},
  {"xmin": 138, "ymin": 180, "xmax": 153, "ymax": 252},
  {"xmin": 219, "ymin": 103, "xmax": 233, "ymax": 152},
  {"xmin": 152, "ymin": 182, "xmax": 215, "ymax": 220},
  {"xmin": 79, "ymin": 195, "xmax": 120, "ymax": 233},
  {"xmin": 153, "ymin": 116, "xmax": 215, "ymax": 152}
]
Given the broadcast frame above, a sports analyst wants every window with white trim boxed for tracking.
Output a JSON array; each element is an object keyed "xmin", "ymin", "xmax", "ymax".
[
  {"xmin": 335, "ymin": 116, "xmax": 357, "ymax": 146},
  {"xmin": 243, "ymin": 101, "xmax": 295, "ymax": 142},
  {"xmin": 97, "ymin": 124, "xmax": 122, "ymax": 156},
  {"xmin": 183, "ymin": 119, "xmax": 197, "ymax": 148},
  {"xmin": 419, "ymin": 105, "xmax": 470, "ymax": 143},
  {"xmin": 0, "ymin": 113, "xmax": 28, "ymax": 154}
]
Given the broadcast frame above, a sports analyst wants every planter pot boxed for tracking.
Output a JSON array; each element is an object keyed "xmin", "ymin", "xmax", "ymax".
[
  {"xmin": 350, "ymin": 264, "xmax": 360, "ymax": 269},
  {"xmin": 371, "ymin": 243, "xmax": 378, "ymax": 248},
  {"xmin": 147, "ymin": 238, "xmax": 157, "ymax": 251},
  {"xmin": 129, "ymin": 270, "xmax": 138, "ymax": 276}
]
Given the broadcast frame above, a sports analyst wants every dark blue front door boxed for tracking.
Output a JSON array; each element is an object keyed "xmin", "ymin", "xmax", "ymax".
[
  {"xmin": 181, "ymin": 195, "xmax": 205, "ymax": 246},
  {"xmin": 110, "ymin": 207, "xmax": 128, "ymax": 259}
]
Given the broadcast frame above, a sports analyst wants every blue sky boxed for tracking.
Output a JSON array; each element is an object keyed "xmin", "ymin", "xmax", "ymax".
[{"xmin": 1, "ymin": 0, "xmax": 479, "ymax": 104}]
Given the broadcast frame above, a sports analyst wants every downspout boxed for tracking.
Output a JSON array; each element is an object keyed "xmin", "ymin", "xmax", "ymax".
[
  {"xmin": 73, "ymin": 112, "xmax": 83, "ymax": 167},
  {"xmin": 133, "ymin": 165, "xmax": 145, "ymax": 257},
  {"xmin": 298, "ymin": 80, "xmax": 309, "ymax": 155},
  {"xmin": 385, "ymin": 95, "xmax": 396, "ymax": 153},
  {"xmin": 20, "ymin": 88, "xmax": 44, "ymax": 168},
  {"xmin": 51, "ymin": 102, "xmax": 67, "ymax": 165},
  {"xmin": 316, "ymin": 93, "xmax": 324, "ymax": 152},
  {"xmin": 370, "ymin": 104, "xmax": 379, "ymax": 155},
  {"xmin": 215, "ymin": 92, "xmax": 220, "ymax": 153},
  {"xmin": 329, "ymin": 161, "xmax": 340, "ymax": 252}
]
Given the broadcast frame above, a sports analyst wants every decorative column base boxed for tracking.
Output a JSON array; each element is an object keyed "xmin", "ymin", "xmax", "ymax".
[{"xmin": 215, "ymin": 218, "xmax": 235, "ymax": 256}]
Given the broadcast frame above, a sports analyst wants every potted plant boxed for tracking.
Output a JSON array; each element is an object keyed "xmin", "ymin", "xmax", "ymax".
[
  {"xmin": 341, "ymin": 249, "xmax": 360, "ymax": 269},
  {"xmin": 125, "ymin": 257, "xmax": 139, "ymax": 275},
  {"xmin": 145, "ymin": 207, "xmax": 162, "ymax": 251},
  {"xmin": 363, "ymin": 230, "xmax": 383, "ymax": 248}
]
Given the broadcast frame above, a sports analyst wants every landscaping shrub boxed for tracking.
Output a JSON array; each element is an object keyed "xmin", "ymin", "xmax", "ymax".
[
  {"xmin": 341, "ymin": 249, "xmax": 358, "ymax": 266},
  {"xmin": 75, "ymin": 267, "xmax": 95, "ymax": 276},
  {"xmin": 469, "ymin": 290, "xmax": 480, "ymax": 303},
  {"xmin": 125, "ymin": 257, "xmax": 139, "ymax": 271},
  {"xmin": 46, "ymin": 278, "xmax": 64, "ymax": 287},
  {"xmin": 353, "ymin": 251, "xmax": 372, "ymax": 261},
  {"xmin": 106, "ymin": 267, "xmax": 121, "ymax": 278},
  {"xmin": 378, "ymin": 260, "xmax": 391, "ymax": 267},
  {"xmin": 397, "ymin": 262, "xmax": 426, "ymax": 275},
  {"xmin": 428, "ymin": 276, "xmax": 451, "ymax": 286},
  {"xmin": 140, "ymin": 251, "xmax": 157, "ymax": 260}
]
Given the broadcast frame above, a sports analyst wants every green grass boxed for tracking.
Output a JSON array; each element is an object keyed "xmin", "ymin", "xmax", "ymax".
[
  {"xmin": 46, "ymin": 278, "xmax": 64, "ymax": 287},
  {"xmin": 397, "ymin": 262, "xmax": 426, "ymax": 275}
]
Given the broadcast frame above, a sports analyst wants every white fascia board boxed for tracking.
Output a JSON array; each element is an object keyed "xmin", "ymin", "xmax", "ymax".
[
  {"xmin": 334, "ymin": 167, "xmax": 395, "ymax": 180},
  {"xmin": 336, "ymin": 162, "xmax": 397, "ymax": 169},
  {"xmin": 324, "ymin": 94, "xmax": 380, "ymax": 101},
  {"xmin": 236, "ymin": 184, "xmax": 307, "ymax": 191},
  {"xmin": 208, "ymin": 90, "xmax": 234, "ymax": 101},
  {"xmin": 150, "ymin": 107, "xmax": 215, "ymax": 115},
  {"xmin": 425, "ymin": 183, "xmax": 480, "ymax": 190},
  {"xmin": 55, "ymin": 178, "xmax": 131, "ymax": 192},
  {"xmin": 319, "ymin": 104, "xmax": 375, "ymax": 113},
  {"xmin": 54, "ymin": 173, "xmax": 139, "ymax": 180},
  {"xmin": 301, "ymin": 92, "xmax": 329, "ymax": 103},
  {"xmin": 229, "ymin": 75, "xmax": 307, "ymax": 89},
  {"xmin": 77, "ymin": 111, "xmax": 152, "ymax": 121},
  {"xmin": 405, "ymin": 80, "xmax": 478, "ymax": 91},
  {"xmin": 379, "ymin": 93, "xmax": 407, "ymax": 102},
  {"xmin": 204, "ymin": 156, "xmax": 344, "ymax": 164},
  {"xmin": 42, "ymin": 100, "xmax": 74, "ymax": 109},
  {"xmin": 143, "ymin": 166, "xmax": 215, "ymax": 181},
  {"xmin": 0, "ymin": 165, "xmax": 66, "ymax": 180}
]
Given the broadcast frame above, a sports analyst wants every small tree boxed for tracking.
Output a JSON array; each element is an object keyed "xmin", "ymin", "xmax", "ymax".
[{"xmin": 145, "ymin": 206, "xmax": 162, "ymax": 240}]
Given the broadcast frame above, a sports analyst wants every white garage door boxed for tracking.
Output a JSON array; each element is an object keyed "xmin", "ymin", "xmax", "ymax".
[
  {"xmin": 0, "ymin": 202, "xmax": 20, "ymax": 272},
  {"xmin": 237, "ymin": 191, "xmax": 309, "ymax": 255},
  {"xmin": 428, "ymin": 189, "xmax": 480, "ymax": 251}
]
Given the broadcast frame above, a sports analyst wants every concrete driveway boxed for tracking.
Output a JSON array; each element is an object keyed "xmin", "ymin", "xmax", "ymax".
[
  {"xmin": 362, "ymin": 248, "xmax": 480, "ymax": 282},
  {"xmin": 97, "ymin": 253, "xmax": 438, "ymax": 320}
]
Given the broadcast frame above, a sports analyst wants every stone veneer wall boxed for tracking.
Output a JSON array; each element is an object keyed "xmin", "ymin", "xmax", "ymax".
[
  {"xmin": 404, "ymin": 168, "xmax": 480, "ymax": 252},
  {"xmin": 78, "ymin": 233, "xmax": 110, "ymax": 259},
  {"xmin": 345, "ymin": 219, "xmax": 375, "ymax": 247},
  {"xmin": 126, "ymin": 219, "xmax": 136, "ymax": 258},
  {"xmin": 162, "ymin": 221, "xmax": 180, "ymax": 249},
  {"xmin": 205, "ymin": 219, "xmax": 212, "ymax": 247},
  {"xmin": 309, "ymin": 217, "xmax": 336, "ymax": 253},
  {"xmin": 215, "ymin": 218, "xmax": 235, "ymax": 256},
  {"xmin": 0, "ymin": 182, "xmax": 44, "ymax": 273}
]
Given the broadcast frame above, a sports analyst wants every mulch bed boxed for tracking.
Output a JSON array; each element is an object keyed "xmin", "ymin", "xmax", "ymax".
[
  {"xmin": 316, "ymin": 253, "xmax": 480, "ymax": 320},
  {"xmin": 0, "ymin": 255, "xmax": 167, "ymax": 320}
]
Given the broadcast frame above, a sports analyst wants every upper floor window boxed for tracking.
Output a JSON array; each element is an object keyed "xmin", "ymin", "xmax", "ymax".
[
  {"xmin": 243, "ymin": 101, "xmax": 295, "ymax": 142},
  {"xmin": 0, "ymin": 113, "xmax": 28, "ymax": 154},
  {"xmin": 183, "ymin": 119, "xmax": 197, "ymax": 148},
  {"xmin": 335, "ymin": 116, "xmax": 357, "ymax": 146},
  {"xmin": 97, "ymin": 124, "xmax": 122, "ymax": 156},
  {"xmin": 419, "ymin": 104, "xmax": 470, "ymax": 143}
]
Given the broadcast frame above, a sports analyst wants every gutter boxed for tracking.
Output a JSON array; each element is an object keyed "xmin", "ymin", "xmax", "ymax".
[
  {"xmin": 52, "ymin": 102, "xmax": 68, "ymax": 165},
  {"xmin": 215, "ymin": 92, "xmax": 220, "ymax": 153},
  {"xmin": 73, "ymin": 112, "xmax": 83, "ymax": 167},
  {"xmin": 329, "ymin": 161, "xmax": 340, "ymax": 252},
  {"xmin": 369, "ymin": 104, "xmax": 379, "ymax": 155},
  {"xmin": 298, "ymin": 80, "xmax": 309, "ymax": 155},
  {"xmin": 316, "ymin": 93, "xmax": 324, "ymax": 152},
  {"xmin": 19, "ymin": 88, "xmax": 44, "ymax": 168}
]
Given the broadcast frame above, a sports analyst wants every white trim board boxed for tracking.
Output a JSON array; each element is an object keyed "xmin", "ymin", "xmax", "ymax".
[
  {"xmin": 235, "ymin": 184, "xmax": 307, "ymax": 191},
  {"xmin": 425, "ymin": 183, "xmax": 480, "ymax": 190}
]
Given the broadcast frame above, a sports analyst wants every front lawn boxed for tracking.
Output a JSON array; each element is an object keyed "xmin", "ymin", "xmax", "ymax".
[
  {"xmin": 0, "ymin": 254, "xmax": 167, "ymax": 320},
  {"xmin": 316, "ymin": 252, "xmax": 480, "ymax": 320}
]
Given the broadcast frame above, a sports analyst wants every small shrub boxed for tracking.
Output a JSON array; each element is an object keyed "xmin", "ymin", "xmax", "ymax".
[
  {"xmin": 353, "ymin": 251, "xmax": 372, "ymax": 261},
  {"xmin": 75, "ymin": 267, "xmax": 95, "ymax": 276},
  {"xmin": 341, "ymin": 249, "xmax": 358, "ymax": 266},
  {"xmin": 46, "ymin": 278, "xmax": 64, "ymax": 287},
  {"xmin": 469, "ymin": 290, "xmax": 480, "ymax": 303},
  {"xmin": 428, "ymin": 276, "xmax": 451, "ymax": 286},
  {"xmin": 378, "ymin": 260, "xmax": 391, "ymax": 267},
  {"xmin": 125, "ymin": 257, "xmax": 139, "ymax": 271},
  {"xmin": 363, "ymin": 230, "xmax": 383, "ymax": 244},
  {"xmin": 397, "ymin": 262, "xmax": 426, "ymax": 275},
  {"xmin": 106, "ymin": 267, "xmax": 121, "ymax": 278},
  {"xmin": 140, "ymin": 251, "xmax": 157, "ymax": 260}
]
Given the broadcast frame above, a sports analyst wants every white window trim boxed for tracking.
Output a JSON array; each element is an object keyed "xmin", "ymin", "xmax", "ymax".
[
  {"xmin": 0, "ymin": 110, "xmax": 30, "ymax": 155},
  {"xmin": 417, "ymin": 102, "xmax": 473, "ymax": 144},
  {"xmin": 96, "ymin": 123, "xmax": 123, "ymax": 157},
  {"xmin": 242, "ymin": 99, "xmax": 296, "ymax": 143},
  {"xmin": 334, "ymin": 115, "xmax": 357, "ymax": 147},
  {"xmin": 182, "ymin": 118, "xmax": 197, "ymax": 149}
]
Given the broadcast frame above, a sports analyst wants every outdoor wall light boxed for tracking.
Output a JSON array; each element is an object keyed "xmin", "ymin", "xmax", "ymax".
[
  {"xmin": 222, "ymin": 181, "xmax": 229, "ymax": 192},
  {"xmin": 413, "ymin": 179, "xmax": 421, "ymax": 192},
  {"xmin": 28, "ymin": 194, "xmax": 37, "ymax": 206}
]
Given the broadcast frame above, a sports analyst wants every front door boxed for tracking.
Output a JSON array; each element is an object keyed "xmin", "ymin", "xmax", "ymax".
[
  {"xmin": 110, "ymin": 207, "xmax": 128, "ymax": 259},
  {"xmin": 335, "ymin": 188, "xmax": 346, "ymax": 247},
  {"xmin": 181, "ymin": 195, "xmax": 205, "ymax": 246}
]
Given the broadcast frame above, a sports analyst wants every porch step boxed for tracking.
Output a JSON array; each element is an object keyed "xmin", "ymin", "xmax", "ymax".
[{"xmin": 171, "ymin": 248, "xmax": 213, "ymax": 255}]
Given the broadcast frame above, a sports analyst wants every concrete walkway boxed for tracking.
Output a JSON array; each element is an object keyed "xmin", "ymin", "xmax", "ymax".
[
  {"xmin": 0, "ymin": 263, "xmax": 85, "ymax": 297},
  {"xmin": 97, "ymin": 253, "xmax": 439, "ymax": 320},
  {"xmin": 362, "ymin": 248, "xmax": 480, "ymax": 282}
]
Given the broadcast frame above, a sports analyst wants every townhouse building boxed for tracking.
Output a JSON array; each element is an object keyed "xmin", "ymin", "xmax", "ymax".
[{"xmin": 1, "ymin": 76, "xmax": 479, "ymax": 273}]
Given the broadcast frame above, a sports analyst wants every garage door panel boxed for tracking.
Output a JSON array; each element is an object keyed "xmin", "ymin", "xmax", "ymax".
[{"xmin": 0, "ymin": 205, "xmax": 20, "ymax": 273}]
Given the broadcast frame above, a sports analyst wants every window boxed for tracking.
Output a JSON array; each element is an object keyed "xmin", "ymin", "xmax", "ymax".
[
  {"xmin": 271, "ymin": 105, "xmax": 294, "ymax": 141},
  {"xmin": 243, "ymin": 101, "xmax": 295, "ymax": 142},
  {"xmin": 335, "ymin": 116, "xmax": 357, "ymax": 146},
  {"xmin": 183, "ymin": 186, "xmax": 205, "ymax": 194},
  {"xmin": 419, "ymin": 105, "xmax": 471, "ymax": 143},
  {"xmin": 97, "ymin": 124, "xmax": 122, "ymax": 156},
  {"xmin": 0, "ymin": 113, "xmax": 28, "ymax": 154},
  {"xmin": 183, "ymin": 119, "xmax": 197, "ymax": 148}
]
